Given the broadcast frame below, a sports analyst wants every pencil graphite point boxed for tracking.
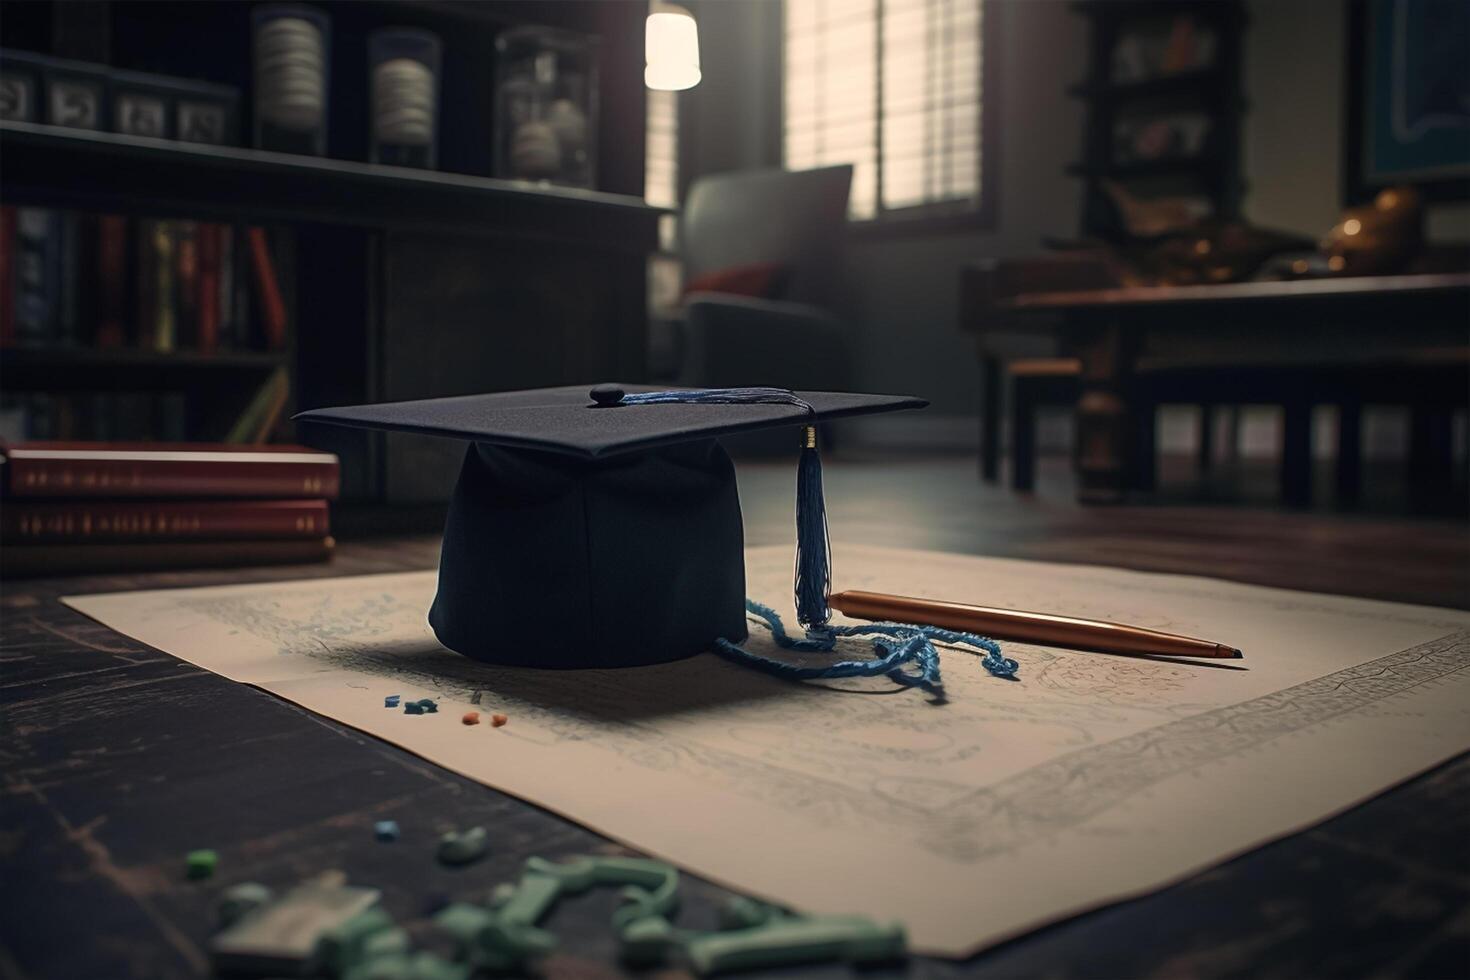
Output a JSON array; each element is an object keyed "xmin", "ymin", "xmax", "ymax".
[{"xmin": 1221, "ymin": 645, "xmax": 1244, "ymax": 659}]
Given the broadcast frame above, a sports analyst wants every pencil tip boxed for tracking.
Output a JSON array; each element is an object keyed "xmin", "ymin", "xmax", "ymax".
[{"xmin": 1228, "ymin": 647, "xmax": 1243, "ymax": 659}]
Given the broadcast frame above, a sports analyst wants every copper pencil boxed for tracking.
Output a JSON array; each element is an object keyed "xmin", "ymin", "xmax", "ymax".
[{"xmin": 826, "ymin": 590, "xmax": 1243, "ymax": 659}]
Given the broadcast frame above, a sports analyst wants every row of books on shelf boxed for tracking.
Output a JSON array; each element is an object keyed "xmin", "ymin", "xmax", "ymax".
[
  {"xmin": 0, "ymin": 365, "xmax": 289, "ymax": 445},
  {"xmin": 0, "ymin": 440, "xmax": 338, "ymax": 576},
  {"xmin": 1, "ymin": 390, "xmax": 186, "ymax": 443},
  {"xmin": 0, "ymin": 206, "xmax": 290, "ymax": 353}
]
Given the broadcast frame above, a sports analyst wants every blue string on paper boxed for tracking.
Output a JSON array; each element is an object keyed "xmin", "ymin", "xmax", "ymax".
[
  {"xmin": 715, "ymin": 599, "xmax": 1018, "ymax": 696},
  {"xmin": 614, "ymin": 387, "xmax": 1019, "ymax": 695}
]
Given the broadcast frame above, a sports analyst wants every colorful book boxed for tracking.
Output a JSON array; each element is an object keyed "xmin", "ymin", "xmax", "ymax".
[
  {"xmin": 226, "ymin": 367, "xmax": 290, "ymax": 444},
  {"xmin": 218, "ymin": 223, "xmax": 235, "ymax": 348},
  {"xmin": 175, "ymin": 220, "xmax": 199, "ymax": 349},
  {"xmin": 14, "ymin": 207, "xmax": 54, "ymax": 345},
  {"xmin": 198, "ymin": 223, "xmax": 220, "ymax": 354},
  {"xmin": 1, "ymin": 442, "xmax": 340, "ymax": 499},
  {"xmin": 0, "ymin": 535, "xmax": 335, "ymax": 576},
  {"xmin": 247, "ymin": 226, "xmax": 287, "ymax": 350},
  {"xmin": 3, "ymin": 498, "xmax": 329, "ymax": 542},
  {"xmin": 151, "ymin": 220, "xmax": 176, "ymax": 351},
  {"xmin": 96, "ymin": 214, "xmax": 128, "ymax": 347}
]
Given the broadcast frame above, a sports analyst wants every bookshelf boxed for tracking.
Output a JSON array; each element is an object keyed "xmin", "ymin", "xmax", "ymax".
[
  {"xmin": 0, "ymin": 121, "xmax": 658, "ymax": 234},
  {"xmin": 0, "ymin": 1, "xmax": 662, "ymax": 502},
  {"xmin": 1068, "ymin": 0, "xmax": 1247, "ymax": 236}
]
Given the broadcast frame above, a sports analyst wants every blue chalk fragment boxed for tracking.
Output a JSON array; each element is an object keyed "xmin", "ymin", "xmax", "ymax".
[
  {"xmin": 384, "ymin": 694, "xmax": 401, "ymax": 708},
  {"xmin": 374, "ymin": 820, "xmax": 400, "ymax": 842}
]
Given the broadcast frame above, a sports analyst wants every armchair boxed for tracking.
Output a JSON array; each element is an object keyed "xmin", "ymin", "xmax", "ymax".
[{"xmin": 667, "ymin": 165, "xmax": 854, "ymax": 393}]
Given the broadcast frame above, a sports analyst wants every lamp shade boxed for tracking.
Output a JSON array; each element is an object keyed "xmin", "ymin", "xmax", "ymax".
[{"xmin": 645, "ymin": 8, "xmax": 701, "ymax": 91}]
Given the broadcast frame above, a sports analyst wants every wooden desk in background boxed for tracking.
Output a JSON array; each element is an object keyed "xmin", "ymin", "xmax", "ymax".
[{"xmin": 960, "ymin": 269, "xmax": 1470, "ymax": 505}]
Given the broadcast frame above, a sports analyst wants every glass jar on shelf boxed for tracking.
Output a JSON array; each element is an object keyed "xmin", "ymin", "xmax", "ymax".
[{"xmin": 493, "ymin": 26, "xmax": 598, "ymax": 188}]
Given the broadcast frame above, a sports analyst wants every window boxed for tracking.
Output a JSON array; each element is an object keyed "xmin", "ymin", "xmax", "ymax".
[
  {"xmin": 645, "ymin": 83, "xmax": 683, "ymax": 313},
  {"xmin": 784, "ymin": 0, "xmax": 988, "ymax": 223},
  {"xmin": 645, "ymin": 86, "xmax": 680, "ymax": 211}
]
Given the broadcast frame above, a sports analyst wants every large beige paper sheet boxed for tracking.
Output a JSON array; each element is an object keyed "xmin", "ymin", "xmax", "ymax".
[{"xmin": 65, "ymin": 545, "xmax": 1470, "ymax": 956}]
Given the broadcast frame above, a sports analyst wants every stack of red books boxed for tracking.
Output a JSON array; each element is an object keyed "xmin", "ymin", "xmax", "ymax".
[{"xmin": 0, "ymin": 442, "xmax": 339, "ymax": 576}]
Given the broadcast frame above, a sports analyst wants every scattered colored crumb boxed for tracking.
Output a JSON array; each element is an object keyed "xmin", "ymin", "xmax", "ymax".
[
  {"xmin": 491, "ymin": 714, "xmax": 508, "ymax": 727},
  {"xmin": 462, "ymin": 711, "xmax": 480, "ymax": 725},
  {"xmin": 418, "ymin": 699, "xmax": 439, "ymax": 714},
  {"xmin": 404, "ymin": 701, "xmax": 425, "ymax": 715},
  {"xmin": 374, "ymin": 820, "xmax": 400, "ymax": 842},
  {"xmin": 186, "ymin": 849, "xmax": 218, "ymax": 880},
  {"xmin": 436, "ymin": 826, "xmax": 489, "ymax": 866},
  {"xmin": 384, "ymin": 694, "xmax": 401, "ymax": 708}
]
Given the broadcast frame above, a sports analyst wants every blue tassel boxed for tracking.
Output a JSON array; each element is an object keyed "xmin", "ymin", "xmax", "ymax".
[
  {"xmin": 795, "ymin": 426, "xmax": 831, "ymax": 629},
  {"xmin": 611, "ymin": 386, "xmax": 1019, "ymax": 694}
]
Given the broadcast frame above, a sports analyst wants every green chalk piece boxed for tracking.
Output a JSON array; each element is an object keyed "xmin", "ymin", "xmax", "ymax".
[
  {"xmin": 475, "ymin": 919, "xmax": 558, "ymax": 972},
  {"xmin": 344, "ymin": 953, "xmax": 414, "ymax": 980},
  {"xmin": 435, "ymin": 826, "xmax": 489, "ymax": 866},
  {"xmin": 362, "ymin": 927, "xmax": 411, "ymax": 959},
  {"xmin": 618, "ymin": 914, "xmax": 684, "ymax": 968},
  {"xmin": 417, "ymin": 698, "xmax": 439, "ymax": 714},
  {"xmin": 683, "ymin": 916, "xmax": 906, "ymax": 975},
  {"xmin": 404, "ymin": 701, "xmax": 425, "ymax": 715},
  {"xmin": 216, "ymin": 882, "xmax": 273, "ymax": 927},
  {"xmin": 407, "ymin": 950, "xmax": 471, "ymax": 980},
  {"xmin": 432, "ymin": 901, "xmax": 494, "ymax": 958},
  {"xmin": 717, "ymin": 896, "xmax": 787, "ymax": 931},
  {"xmin": 186, "ymin": 849, "xmax": 218, "ymax": 880},
  {"xmin": 211, "ymin": 882, "xmax": 381, "ymax": 977},
  {"xmin": 316, "ymin": 906, "xmax": 396, "ymax": 977}
]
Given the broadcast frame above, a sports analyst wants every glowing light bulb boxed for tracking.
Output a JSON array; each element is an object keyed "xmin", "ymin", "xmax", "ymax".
[{"xmin": 645, "ymin": 7, "xmax": 701, "ymax": 91}]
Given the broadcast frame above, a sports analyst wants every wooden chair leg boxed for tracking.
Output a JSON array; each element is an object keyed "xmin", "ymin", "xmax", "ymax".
[
  {"xmin": 1281, "ymin": 400, "xmax": 1312, "ymax": 508},
  {"xmin": 1335, "ymin": 401, "xmax": 1362, "ymax": 507},
  {"xmin": 1011, "ymin": 380, "xmax": 1037, "ymax": 493},
  {"xmin": 1409, "ymin": 404, "xmax": 1454, "ymax": 508},
  {"xmin": 1197, "ymin": 403, "xmax": 1215, "ymax": 479},
  {"xmin": 981, "ymin": 353, "xmax": 1001, "ymax": 482},
  {"xmin": 1129, "ymin": 401, "xmax": 1157, "ymax": 493},
  {"xmin": 1223, "ymin": 406, "xmax": 1241, "ymax": 464}
]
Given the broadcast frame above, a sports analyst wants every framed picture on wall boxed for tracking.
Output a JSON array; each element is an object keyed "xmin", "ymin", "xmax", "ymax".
[{"xmin": 1345, "ymin": 0, "xmax": 1470, "ymax": 202}]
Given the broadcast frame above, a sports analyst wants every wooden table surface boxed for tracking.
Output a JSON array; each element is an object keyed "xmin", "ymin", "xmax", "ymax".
[
  {"xmin": 999, "ymin": 271, "xmax": 1470, "ymax": 311},
  {"xmin": 4, "ymin": 458, "xmax": 1468, "ymax": 978}
]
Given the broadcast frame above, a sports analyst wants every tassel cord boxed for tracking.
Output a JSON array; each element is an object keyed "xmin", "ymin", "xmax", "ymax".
[
  {"xmin": 714, "ymin": 599, "xmax": 1019, "ymax": 696},
  {"xmin": 613, "ymin": 387, "xmax": 1020, "ymax": 694}
]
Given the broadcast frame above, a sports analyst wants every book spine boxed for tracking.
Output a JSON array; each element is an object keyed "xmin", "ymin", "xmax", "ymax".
[
  {"xmin": 4, "ymin": 458, "xmax": 340, "ymax": 499},
  {"xmin": 3, "ymin": 499, "xmax": 330, "ymax": 542},
  {"xmin": 217, "ymin": 224, "xmax": 235, "ymax": 348},
  {"xmin": 15, "ymin": 208, "xmax": 52, "ymax": 346},
  {"xmin": 96, "ymin": 215, "xmax": 128, "ymax": 348},
  {"xmin": 0, "ymin": 205, "xmax": 14, "ymax": 348},
  {"xmin": 58, "ymin": 212, "xmax": 78, "ymax": 345},
  {"xmin": 43, "ymin": 210, "xmax": 63, "ymax": 345},
  {"xmin": 153, "ymin": 220, "xmax": 176, "ymax": 352},
  {"xmin": 0, "ymin": 535, "xmax": 335, "ymax": 576},
  {"xmin": 175, "ymin": 220, "xmax": 199, "ymax": 350},
  {"xmin": 232, "ymin": 224, "xmax": 251, "ymax": 348},
  {"xmin": 197, "ymin": 223, "xmax": 220, "ymax": 354},
  {"xmin": 247, "ymin": 226, "xmax": 287, "ymax": 350}
]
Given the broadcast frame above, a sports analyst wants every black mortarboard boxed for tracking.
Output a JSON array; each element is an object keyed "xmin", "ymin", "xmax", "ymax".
[{"xmin": 295, "ymin": 384, "xmax": 926, "ymax": 670}]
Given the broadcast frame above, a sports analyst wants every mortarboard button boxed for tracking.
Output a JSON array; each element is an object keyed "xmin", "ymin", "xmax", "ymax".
[{"xmin": 589, "ymin": 384, "xmax": 625, "ymax": 406}]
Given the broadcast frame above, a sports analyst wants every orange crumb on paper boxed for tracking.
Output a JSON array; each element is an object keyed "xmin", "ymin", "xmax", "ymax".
[
  {"xmin": 491, "ymin": 714, "xmax": 508, "ymax": 727},
  {"xmin": 462, "ymin": 711, "xmax": 480, "ymax": 725}
]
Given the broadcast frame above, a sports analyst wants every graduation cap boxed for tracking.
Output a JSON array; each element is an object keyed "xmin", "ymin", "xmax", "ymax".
[{"xmin": 295, "ymin": 384, "xmax": 1017, "ymax": 693}]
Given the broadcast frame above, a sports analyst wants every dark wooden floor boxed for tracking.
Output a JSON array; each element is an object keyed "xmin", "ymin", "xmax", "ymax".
[{"xmin": 3, "ymin": 454, "xmax": 1468, "ymax": 979}]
